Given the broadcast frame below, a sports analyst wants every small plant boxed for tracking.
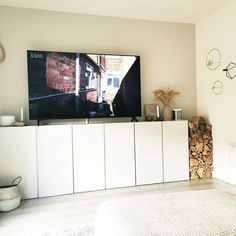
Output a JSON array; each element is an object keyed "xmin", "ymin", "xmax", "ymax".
[{"xmin": 153, "ymin": 88, "xmax": 180, "ymax": 106}]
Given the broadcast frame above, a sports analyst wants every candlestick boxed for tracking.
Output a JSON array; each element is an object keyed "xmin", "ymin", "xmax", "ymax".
[
  {"xmin": 156, "ymin": 105, "xmax": 160, "ymax": 118},
  {"xmin": 20, "ymin": 107, "xmax": 24, "ymax": 122}
]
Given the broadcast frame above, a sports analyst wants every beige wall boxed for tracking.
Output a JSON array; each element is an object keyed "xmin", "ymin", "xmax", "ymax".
[
  {"xmin": 0, "ymin": 6, "xmax": 196, "ymax": 124},
  {"xmin": 196, "ymin": 1, "xmax": 236, "ymax": 184}
]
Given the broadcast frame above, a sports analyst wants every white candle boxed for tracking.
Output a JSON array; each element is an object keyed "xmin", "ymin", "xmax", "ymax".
[
  {"xmin": 20, "ymin": 107, "xmax": 24, "ymax": 122},
  {"xmin": 156, "ymin": 105, "xmax": 160, "ymax": 118}
]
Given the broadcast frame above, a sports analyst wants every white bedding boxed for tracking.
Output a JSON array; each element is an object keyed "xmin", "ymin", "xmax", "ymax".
[{"xmin": 94, "ymin": 190, "xmax": 236, "ymax": 236}]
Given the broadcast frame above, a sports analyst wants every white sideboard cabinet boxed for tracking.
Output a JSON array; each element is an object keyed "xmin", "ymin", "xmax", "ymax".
[
  {"xmin": 135, "ymin": 122, "xmax": 163, "ymax": 185},
  {"xmin": 105, "ymin": 123, "xmax": 136, "ymax": 189},
  {"xmin": 0, "ymin": 120, "xmax": 189, "ymax": 199},
  {"xmin": 0, "ymin": 127, "xmax": 37, "ymax": 199},
  {"xmin": 162, "ymin": 121, "xmax": 189, "ymax": 182},
  {"xmin": 73, "ymin": 124, "xmax": 105, "ymax": 192},
  {"xmin": 36, "ymin": 125, "xmax": 73, "ymax": 197}
]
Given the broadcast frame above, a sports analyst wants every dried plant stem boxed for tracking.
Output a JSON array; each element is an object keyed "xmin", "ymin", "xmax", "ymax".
[{"xmin": 153, "ymin": 89, "xmax": 180, "ymax": 106}]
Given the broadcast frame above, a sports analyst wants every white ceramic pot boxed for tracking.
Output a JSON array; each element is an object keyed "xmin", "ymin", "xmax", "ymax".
[
  {"xmin": 0, "ymin": 195, "xmax": 21, "ymax": 212},
  {"xmin": 0, "ymin": 116, "xmax": 16, "ymax": 126}
]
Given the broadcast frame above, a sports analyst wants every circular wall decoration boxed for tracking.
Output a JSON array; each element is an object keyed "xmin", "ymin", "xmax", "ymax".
[
  {"xmin": 0, "ymin": 44, "xmax": 6, "ymax": 63},
  {"xmin": 212, "ymin": 80, "xmax": 223, "ymax": 95},
  {"xmin": 206, "ymin": 48, "xmax": 221, "ymax": 70}
]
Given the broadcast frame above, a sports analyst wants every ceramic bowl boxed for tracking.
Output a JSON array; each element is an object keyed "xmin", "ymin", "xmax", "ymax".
[{"xmin": 0, "ymin": 116, "xmax": 16, "ymax": 126}]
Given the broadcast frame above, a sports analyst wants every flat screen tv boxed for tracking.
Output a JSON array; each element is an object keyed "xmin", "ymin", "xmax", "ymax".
[{"xmin": 27, "ymin": 50, "xmax": 141, "ymax": 120}]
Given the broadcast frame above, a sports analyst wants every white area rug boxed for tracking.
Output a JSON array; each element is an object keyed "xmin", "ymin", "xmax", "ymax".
[
  {"xmin": 38, "ymin": 225, "xmax": 94, "ymax": 236},
  {"xmin": 15, "ymin": 225, "xmax": 94, "ymax": 236},
  {"xmin": 94, "ymin": 189, "xmax": 236, "ymax": 236}
]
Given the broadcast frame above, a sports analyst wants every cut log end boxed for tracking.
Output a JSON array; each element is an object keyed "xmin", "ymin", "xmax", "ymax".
[{"xmin": 189, "ymin": 117, "xmax": 213, "ymax": 180}]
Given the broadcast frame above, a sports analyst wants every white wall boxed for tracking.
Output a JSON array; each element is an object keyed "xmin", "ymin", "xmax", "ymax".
[
  {"xmin": 196, "ymin": 1, "xmax": 236, "ymax": 184},
  {"xmin": 0, "ymin": 6, "xmax": 196, "ymax": 124}
]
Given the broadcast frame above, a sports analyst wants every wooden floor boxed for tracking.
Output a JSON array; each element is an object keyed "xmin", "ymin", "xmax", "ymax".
[{"xmin": 0, "ymin": 178, "xmax": 235, "ymax": 236}]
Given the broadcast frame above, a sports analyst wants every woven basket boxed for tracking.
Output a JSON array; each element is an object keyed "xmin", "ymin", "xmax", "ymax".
[{"xmin": 0, "ymin": 176, "xmax": 22, "ymax": 211}]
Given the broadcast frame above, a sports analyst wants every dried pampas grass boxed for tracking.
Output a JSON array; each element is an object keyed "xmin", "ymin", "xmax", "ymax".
[{"xmin": 153, "ymin": 88, "xmax": 180, "ymax": 106}]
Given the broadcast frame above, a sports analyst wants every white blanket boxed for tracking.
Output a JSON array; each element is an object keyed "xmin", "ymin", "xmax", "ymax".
[{"xmin": 94, "ymin": 190, "xmax": 236, "ymax": 236}]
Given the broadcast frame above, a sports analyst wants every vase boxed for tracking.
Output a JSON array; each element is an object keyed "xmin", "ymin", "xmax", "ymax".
[{"xmin": 162, "ymin": 105, "xmax": 172, "ymax": 121}]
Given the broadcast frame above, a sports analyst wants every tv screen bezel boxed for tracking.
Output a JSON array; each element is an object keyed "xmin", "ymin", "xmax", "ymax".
[{"xmin": 27, "ymin": 50, "xmax": 141, "ymax": 120}]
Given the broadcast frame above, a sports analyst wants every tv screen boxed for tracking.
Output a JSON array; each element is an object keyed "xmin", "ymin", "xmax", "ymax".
[{"xmin": 27, "ymin": 50, "xmax": 141, "ymax": 120}]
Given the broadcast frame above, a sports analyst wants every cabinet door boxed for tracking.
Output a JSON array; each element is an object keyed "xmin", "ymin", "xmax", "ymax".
[
  {"xmin": 163, "ymin": 121, "xmax": 189, "ymax": 182},
  {"xmin": 73, "ymin": 124, "xmax": 105, "ymax": 192},
  {"xmin": 37, "ymin": 125, "xmax": 73, "ymax": 197},
  {"xmin": 0, "ymin": 127, "xmax": 37, "ymax": 199},
  {"xmin": 135, "ymin": 122, "xmax": 163, "ymax": 185},
  {"xmin": 105, "ymin": 123, "xmax": 135, "ymax": 189}
]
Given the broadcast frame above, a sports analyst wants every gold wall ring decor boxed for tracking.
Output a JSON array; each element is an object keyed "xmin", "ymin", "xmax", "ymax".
[
  {"xmin": 212, "ymin": 80, "xmax": 223, "ymax": 95},
  {"xmin": 206, "ymin": 48, "xmax": 221, "ymax": 70},
  {"xmin": 0, "ymin": 44, "xmax": 6, "ymax": 63}
]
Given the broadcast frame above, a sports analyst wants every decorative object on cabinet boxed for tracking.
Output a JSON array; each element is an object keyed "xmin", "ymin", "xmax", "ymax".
[
  {"xmin": 211, "ymin": 80, "xmax": 223, "ymax": 95},
  {"xmin": 12, "ymin": 121, "xmax": 26, "ymax": 127},
  {"xmin": 153, "ymin": 89, "xmax": 180, "ymax": 121},
  {"xmin": 172, "ymin": 108, "xmax": 182, "ymax": 120},
  {"xmin": 11, "ymin": 107, "xmax": 26, "ymax": 126},
  {"xmin": 0, "ymin": 44, "xmax": 6, "ymax": 63},
  {"xmin": 206, "ymin": 48, "xmax": 221, "ymax": 70},
  {"xmin": 0, "ymin": 116, "xmax": 16, "ymax": 126},
  {"xmin": 0, "ymin": 176, "xmax": 22, "ymax": 212},
  {"xmin": 223, "ymin": 62, "xmax": 236, "ymax": 79},
  {"xmin": 189, "ymin": 117, "xmax": 213, "ymax": 180},
  {"xmin": 144, "ymin": 104, "xmax": 160, "ymax": 121}
]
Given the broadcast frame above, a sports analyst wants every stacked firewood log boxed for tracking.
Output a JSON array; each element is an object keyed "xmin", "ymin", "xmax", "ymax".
[{"xmin": 189, "ymin": 116, "xmax": 213, "ymax": 179}]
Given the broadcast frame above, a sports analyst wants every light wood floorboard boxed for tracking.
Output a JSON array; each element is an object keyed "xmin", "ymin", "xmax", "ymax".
[{"xmin": 0, "ymin": 178, "xmax": 235, "ymax": 235}]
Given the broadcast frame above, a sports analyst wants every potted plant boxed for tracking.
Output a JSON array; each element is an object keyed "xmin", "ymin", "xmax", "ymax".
[{"xmin": 153, "ymin": 88, "xmax": 180, "ymax": 121}]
